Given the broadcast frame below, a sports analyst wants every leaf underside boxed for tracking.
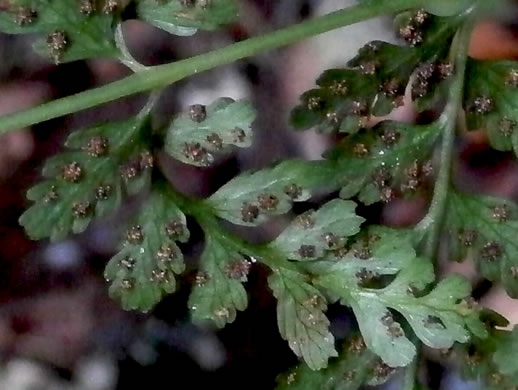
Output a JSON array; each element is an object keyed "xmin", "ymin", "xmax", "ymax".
[
  {"xmin": 275, "ymin": 335, "xmax": 386, "ymax": 390},
  {"xmin": 457, "ymin": 323, "xmax": 518, "ymax": 390},
  {"xmin": 188, "ymin": 234, "xmax": 249, "ymax": 328},
  {"xmin": 0, "ymin": 0, "xmax": 118, "ymax": 62},
  {"xmin": 165, "ymin": 98, "xmax": 256, "ymax": 167},
  {"xmin": 290, "ymin": 13, "xmax": 459, "ymax": 134},
  {"xmin": 136, "ymin": 0, "xmax": 238, "ymax": 36},
  {"xmin": 14, "ymin": 3, "xmax": 513, "ymax": 383},
  {"xmin": 464, "ymin": 60, "xmax": 518, "ymax": 157},
  {"xmin": 269, "ymin": 268, "xmax": 337, "ymax": 371},
  {"xmin": 328, "ymin": 121, "xmax": 440, "ymax": 204},
  {"xmin": 20, "ymin": 117, "xmax": 152, "ymax": 241},
  {"xmin": 446, "ymin": 190, "xmax": 518, "ymax": 298},
  {"xmin": 105, "ymin": 184, "xmax": 190, "ymax": 312},
  {"xmin": 311, "ymin": 228, "xmax": 476, "ymax": 367},
  {"xmin": 0, "ymin": 0, "xmax": 238, "ymax": 62},
  {"xmin": 207, "ymin": 159, "xmax": 342, "ymax": 226}
]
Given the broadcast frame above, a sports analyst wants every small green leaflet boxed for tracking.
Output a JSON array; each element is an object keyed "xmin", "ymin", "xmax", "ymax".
[
  {"xmin": 136, "ymin": 0, "xmax": 238, "ymax": 36},
  {"xmin": 0, "ymin": 0, "xmax": 239, "ymax": 63},
  {"xmin": 266, "ymin": 200, "xmax": 362, "ymax": 369},
  {"xmin": 291, "ymin": 65, "xmax": 392, "ymax": 134},
  {"xmin": 464, "ymin": 60, "xmax": 518, "ymax": 155},
  {"xmin": 446, "ymin": 190, "xmax": 518, "ymax": 298},
  {"xmin": 290, "ymin": 12, "xmax": 459, "ymax": 134},
  {"xmin": 207, "ymin": 159, "xmax": 342, "ymax": 226},
  {"xmin": 269, "ymin": 199, "xmax": 364, "ymax": 261},
  {"xmin": 327, "ymin": 121, "xmax": 440, "ymax": 204},
  {"xmin": 165, "ymin": 98, "xmax": 256, "ymax": 167},
  {"xmin": 275, "ymin": 335, "xmax": 381, "ymax": 390},
  {"xmin": 0, "ymin": 0, "xmax": 119, "ymax": 63},
  {"xmin": 188, "ymin": 234, "xmax": 249, "ymax": 328},
  {"xmin": 457, "ymin": 324, "xmax": 518, "ymax": 390},
  {"xmin": 208, "ymin": 117, "xmax": 440, "ymax": 222},
  {"xmin": 20, "ymin": 117, "xmax": 153, "ymax": 242},
  {"xmin": 290, "ymin": 51, "xmax": 412, "ymax": 134},
  {"xmin": 493, "ymin": 326, "xmax": 518, "ymax": 378},
  {"xmin": 424, "ymin": 0, "xmax": 475, "ymax": 17},
  {"xmin": 105, "ymin": 183, "xmax": 190, "ymax": 312},
  {"xmin": 312, "ymin": 228, "xmax": 476, "ymax": 367},
  {"xmin": 269, "ymin": 268, "xmax": 337, "ymax": 370}
]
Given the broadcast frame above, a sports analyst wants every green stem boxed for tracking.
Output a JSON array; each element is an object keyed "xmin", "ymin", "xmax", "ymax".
[
  {"xmin": 402, "ymin": 346, "xmax": 420, "ymax": 390},
  {"xmin": 194, "ymin": 207, "xmax": 299, "ymax": 272},
  {"xmin": 0, "ymin": 0, "xmax": 425, "ymax": 134},
  {"xmin": 416, "ymin": 19, "xmax": 473, "ymax": 258},
  {"xmin": 407, "ymin": 16, "xmax": 475, "ymax": 390},
  {"xmin": 115, "ymin": 23, "xmax": 148, "ymax": 72},
  {"xmin": 164, "ymin": 184, "xmax": 297, "ymax": 272}
]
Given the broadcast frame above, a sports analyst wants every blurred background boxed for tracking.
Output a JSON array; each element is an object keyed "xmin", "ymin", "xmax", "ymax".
[{"xmin": 0, "ymin": 1, "xmax": 518, "ymax": 389}]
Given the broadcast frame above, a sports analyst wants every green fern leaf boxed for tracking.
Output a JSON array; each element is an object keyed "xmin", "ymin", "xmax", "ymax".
[
  {"xmin": 266, "ymin": 200, "xmax": 362, "ymax": 369},
  {"xmin": 207, "ymin": 160, "xmax": 341, "ymax": 226},
  {"xmin": 312, "ymin": 228, "xmax": 476, "ymax": 367},
  {"xmin": 456, "ymin": 319, "xmax": 518, "ymax": 390},
  {"xmin": 188, "ymin": 233, "xmax": 249, "ymax": 327},
  {"xmin": 446, "ymin": 190, "xmax": 518, "ymax": 298},
  {"xmin": 165, "ymin": 98, "xmax": 256, "ymax": 167},
  {"xmin": 136, "ymin": 0, "xmax": 238, "ymax": 36},
  {"xmin": 493, "ymin": 327, "xmax": 518, "ymax": 378},
  {"xmin": 328, "ymin": 121, "xmax": 440, "ymax": 204},
  {"xmin": 269, "ymin": 267, "xmax": 337, "ymax": 370},
  {"xmin": 104, "ymin": 182, "xmax": 189, "ymax": 312},
  {"xmin": 275, "ymin": 335, "xmax": 382, "ymax": 390},
  {"xmin": 0, "ymin": 0, "xmax": 119, "ymax": 63},
  {"xmin": 464, "ymin": 60, "xmax": 518, "ymax": 154},
  {"xmin": 269, "ymin": 199, "xmax": 364, "ymax": 261},
  {"xmin": 290, "ymin": 13, "xmax": 459, "ymax": 133},
  {"xmin": 424, "ymin": 0, "xmax": 475, "ymax": 16},
  {"xmin": 20, "ymin": 117, "xmax": 153, "ymax": 241}
]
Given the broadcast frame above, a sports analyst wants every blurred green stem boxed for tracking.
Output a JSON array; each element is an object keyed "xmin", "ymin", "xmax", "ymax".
[
  {"xmin": 416, "ymin": 17, "xmax": 473, "ymax": 258},
  {"xmin": 407, "ymin": 14, "xmax": 475, "ymax": 390},
  {"xmin": 0, "ymin": 0, "xmax": 427, "ymax": 133}
]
